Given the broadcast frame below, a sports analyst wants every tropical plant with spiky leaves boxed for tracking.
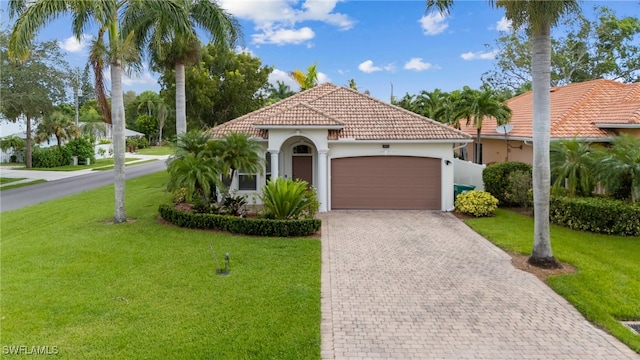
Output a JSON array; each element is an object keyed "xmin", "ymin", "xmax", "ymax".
[
  {"xmin": 289, "ymin": 62, "xmax": 319, "ymax": 91},
  {"xmin": 261, "ymin": 177, "xmax": 319, "ymax": 220},
  {"xmin": 550, "ymin": 138, "xmax": 595, "ymax": 197}
]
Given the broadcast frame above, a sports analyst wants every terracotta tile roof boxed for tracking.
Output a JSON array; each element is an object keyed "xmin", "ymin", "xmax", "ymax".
[
  {"xmin": 460, "ymin": 79, "xmax": 640, "ymax": 139},
  {"xmin": 253, "ymin": 103, "xmax": 344, "ymax": 127},
  {"xmin": 208, "ymin": 83, "xmax": 471, "ymax": 141}
]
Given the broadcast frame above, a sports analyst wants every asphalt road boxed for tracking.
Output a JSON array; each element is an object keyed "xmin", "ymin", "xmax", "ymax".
[{"xmin": 0, "ymin": 161, "xmax": 167, "ymax": 213}]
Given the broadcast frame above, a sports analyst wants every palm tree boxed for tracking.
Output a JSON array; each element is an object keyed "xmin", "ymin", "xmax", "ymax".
[
  {"xmin": 122, "ymin": 0, "xmax": 240, "ymax": 136},
  {"xmin": 172, "ymin": 130, "xmax": 211, "ymax": 159},
  {"xmin": 415, "ymin": 89, "xmax": 448, "ymax": 121},
  {"xmin": 267, "ymin": 81, "xmax": 296, "ymax": 104},
  {"xmin": 166, "ymin": 151, "xmax": 222, "ymax": 204},
  {"xmin": 9, "ymin": 0, "xmax": 185, "ymax": 223},
  {"xmin": 465, "ymin": 86, "xmax": 512, "ymax": 164},
  {"xmin": 36, "ymin": 110, "xmax": 81, "ymax": 147},
  {"xmin": 592, "ymin": 134, "xmax": 640, "ymax": 203},
  {"xmin": 155, "ymin": 101, "xmax": 170, "ymax": 144},
  {"xmin": 289, "ymin": 62, "xmax": 319, "ymax": 91},
  {"xmin": 0, "ymin": 135, "xmax": 26, "ymax": 162},
  {"xmin": 208, "ymin": 132, "xmax": 264, "ymax": 193},
  {"xmin": 550, "ymin": 138, "xmax": 595, "ymax": 196},
  {"xmin": 427, "ymin": 0, "xmax": 579, "ymax": 268}
]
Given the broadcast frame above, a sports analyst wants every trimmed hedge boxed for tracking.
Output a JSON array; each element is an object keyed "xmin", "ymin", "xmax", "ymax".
[
  {"xmin": 32, "ymin": 146, "xmax": 72, "ymax": 168},
  {"xmin": 549, "ymin": 196, "xmax": 640, "ymax": 236},
  {"xmin": 158, "ymin": 204, "xmax": 321, "ymax": 237},
  {"xmin": 483, "ymin": 162, "xmax": 532, "ymax": 207}
]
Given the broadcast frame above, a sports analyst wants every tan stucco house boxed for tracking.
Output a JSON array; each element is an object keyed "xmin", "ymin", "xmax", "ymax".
[
  {"xmin": 460, "ymin": 79, "xmax": 640, "ymax": 164},
  {"xmin": 208, "ymin": 83, "xmax": 472, "ymax": 212}
]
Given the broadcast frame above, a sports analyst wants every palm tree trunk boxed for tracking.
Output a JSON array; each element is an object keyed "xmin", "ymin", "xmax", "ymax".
[
  {"xmin": 111, "ymin": 62, "xmax": 127, "ymax": 223},
  {"xmin": 529, "ymin": 23, "xmax": 560, "ymax": 269},
  {"xmin": 475, "ymin": 128, "xmax": 481, "ymax": 164},
  {"xmin": 175, "ymin": 62, "xmax": 187, "ymax": 135},
  {"xmin": 25, "ymin": 115, "xmax": 32, "ymax": 168}
]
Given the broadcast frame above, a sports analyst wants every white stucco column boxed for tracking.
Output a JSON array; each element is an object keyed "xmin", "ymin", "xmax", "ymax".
[
  {"xmin": 317, "ymin": 149, "xmax": 329, "ymax": 212},
  {"xmin": 269, "ymin": 150, "xmax": 279, "ymax": 179}
]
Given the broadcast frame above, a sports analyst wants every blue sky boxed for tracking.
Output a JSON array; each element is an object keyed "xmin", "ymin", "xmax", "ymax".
[{"xmin": 1, "ymin": 0, "xmax": 639, "ymax": 113}]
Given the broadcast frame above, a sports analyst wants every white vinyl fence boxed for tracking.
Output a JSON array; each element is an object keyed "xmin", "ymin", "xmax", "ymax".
[{"xmin": 453, "ymin": 158, "xmax": 485, "ymax": 191}]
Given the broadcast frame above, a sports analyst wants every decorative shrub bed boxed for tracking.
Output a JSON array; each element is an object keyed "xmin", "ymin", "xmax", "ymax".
[
  {"xmin": 549, "ymin": 196, "xmax": 640, "ymax": 236},
  {"xmin": 158, "ymin": 204, "xmax": 321, "ymax": 237}
]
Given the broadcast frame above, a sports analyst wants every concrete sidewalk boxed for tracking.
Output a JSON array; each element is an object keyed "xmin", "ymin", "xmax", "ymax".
[
  {"xmin": 320, "ymin": 211, "xmax": 639, "ymax": 359},
  {"xmin": 0, "ymin": 153, "xmax": 169, "ymax": 186}
]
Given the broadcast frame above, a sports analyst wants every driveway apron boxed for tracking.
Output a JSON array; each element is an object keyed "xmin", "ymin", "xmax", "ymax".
[{"xmin": 320, "ymin": 210, "xmax": 638, "ymax": 359}]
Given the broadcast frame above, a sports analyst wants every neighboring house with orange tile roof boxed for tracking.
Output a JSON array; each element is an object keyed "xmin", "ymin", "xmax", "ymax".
[
  {"xmin": 459, "ymin": 79, "xmax": 640, "ymax": 164},
  {"xmin": 208, "ymin": 83, "xmax": 472, "ymax": 212}
]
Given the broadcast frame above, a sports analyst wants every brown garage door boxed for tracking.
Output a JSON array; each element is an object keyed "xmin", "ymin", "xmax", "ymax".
[{"xmin": 331, "ymin": 156, "xmax": 441, "ymax": 210}]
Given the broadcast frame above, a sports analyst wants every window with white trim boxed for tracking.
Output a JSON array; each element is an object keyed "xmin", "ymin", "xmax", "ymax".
[{"xmin": 238, "ymin": 169, "xmax": 257, "ymax": 191}]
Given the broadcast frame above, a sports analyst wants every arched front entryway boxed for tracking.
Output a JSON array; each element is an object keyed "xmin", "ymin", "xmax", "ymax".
[{"xmin": 280, "ymin": 137, "xmax": 317, "ymax": 186}]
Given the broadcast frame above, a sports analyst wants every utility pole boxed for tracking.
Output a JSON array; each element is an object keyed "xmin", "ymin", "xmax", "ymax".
[{"xmin": 74, "ymin": 68, "xmax": 82, "ymax": 126}]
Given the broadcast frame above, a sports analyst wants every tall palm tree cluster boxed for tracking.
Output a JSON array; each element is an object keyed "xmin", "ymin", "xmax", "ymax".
[
  {"xmin": 551, "ymin": 135, "xmax": 640, "ymax": 203},
  {"xmin": 394, "ymin": 86, "xmax": 512, "ymax": 164},
  {"xmin": 8, "ymin": 0, "xmax": 240, "ymax": 223}
]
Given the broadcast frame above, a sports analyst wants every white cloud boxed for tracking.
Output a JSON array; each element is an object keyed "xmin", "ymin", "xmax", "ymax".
[
  {"xmin": 58, "ymin": 34, "xmax": 93, "ymax": 53},
  {"xmin": 220, "ymin": 0, "xmax": 354, "ymax": 46},
  {"xmin": 252, "ymin": 27, "xmax": 315, "ymax": 45},
  {"xmin": 383, "ymin": 64, "xmax": 396, "ymax": 72},
  {"xmin": 317, "ymin": 72, "xmax": 331, "ymax": 84},
  {"xmin": 495, "ymin": 17, "xmax": 512, "ymax": 32},
  {"xmin": 460, "ymin": 50, "xmax": 499, "ymax": 60},
  {"xmin": 404, "ymin": 58, "xmax": 433, "ymax": 71},
  {"xmin": 235, "ymin": 45, "xmax": 255, "ymax": 56},
  {"xmin": 419, "ymin": 12, "xmax": 448, "ymax": 36},
  {"xmin": 122, "ymin": 71, "xmax": 158, "ymax": 87},
  {"xmin": 358, "ymin": 60, "xmax": 382, "ymax": 73}
]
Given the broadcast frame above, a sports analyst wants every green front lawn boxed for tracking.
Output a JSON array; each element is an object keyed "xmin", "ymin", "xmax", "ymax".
[
  {"xmin": 0, "ymin": 172, "xmax": 321, "ymax": 359},
  {"xmin": 0, "ymin": 177, "xmax": 25, "ymax": 184},
  {"xmin": 464, "ymin": 209, "xmax": 640, "ymax": 353},
  {"xmin": 134, "ymin": 146, "xmax": 174, "ymax": 155}
]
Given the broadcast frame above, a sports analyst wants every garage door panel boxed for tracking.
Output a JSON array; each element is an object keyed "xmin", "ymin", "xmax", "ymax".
[{"xmin": 331, "ymin": 156, "xmax": 441, "ymax": 210}]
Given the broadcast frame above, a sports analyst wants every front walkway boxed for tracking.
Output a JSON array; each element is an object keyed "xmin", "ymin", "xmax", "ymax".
[{"xmin": 320, "ymin": 211, "xmax": 638, "ymax": 359}]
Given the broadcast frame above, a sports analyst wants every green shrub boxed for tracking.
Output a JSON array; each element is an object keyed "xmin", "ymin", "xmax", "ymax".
[
  {"xmin": 136, "ymin": 136, "xmax": 149, "ymax": 149},
  {"xmin": 158, "ymin": 204, "xmax": 321, "ymax": 237},
  {"xmin": 483, "ymin": 162, "xmax": 532, "ymax": 206},
  {"xmin": 505, "ymin": 170, "xmax": 532, "ymax": 210},
  {"xmin": 261, "ymin": 178, "xmax": 319, "ymax": 220},
  {"xmin": 32, "ymin": 146, "xmax": 72, "ymax": 168},
  {"xmin": 455, "ymin": 190, "xmax": 499, "ymax": 217},
  {"xmin": 549, "ymin": 196, "xmax": 640, "ymax": 236},
  {"xmin": 67, "ymin": 136, "xmax": 95, "ymax": 165}
]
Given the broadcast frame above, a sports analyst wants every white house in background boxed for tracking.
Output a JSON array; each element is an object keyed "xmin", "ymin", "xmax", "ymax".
[{"xmin": 208, "ymin": 83, "xmax": 473, "ymax": 212}]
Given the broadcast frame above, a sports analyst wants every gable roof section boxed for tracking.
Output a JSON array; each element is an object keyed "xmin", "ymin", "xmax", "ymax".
[
  {"xmin": 461, "ymin": 79, "xmax": 640, "ymax": 139},
  {"xmin": 209, "ymin": 83, "xmax": 471, "ymax": 141}
]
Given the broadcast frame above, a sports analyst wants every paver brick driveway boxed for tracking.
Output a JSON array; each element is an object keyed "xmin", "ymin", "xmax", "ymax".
[{"xmin": 319, "ymin": 211, "xmax": 639, "ymax": 359}]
